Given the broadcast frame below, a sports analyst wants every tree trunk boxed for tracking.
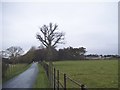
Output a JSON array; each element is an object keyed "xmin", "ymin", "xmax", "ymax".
[{"xmin": 48, "ymin": 46, "xmax": 53, "ymax": 88}]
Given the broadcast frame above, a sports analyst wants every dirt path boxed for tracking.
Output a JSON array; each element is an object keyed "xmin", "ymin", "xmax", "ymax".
[{"xmin": 2, "ymin": 62, "xmax": 39, "ymax": 88}]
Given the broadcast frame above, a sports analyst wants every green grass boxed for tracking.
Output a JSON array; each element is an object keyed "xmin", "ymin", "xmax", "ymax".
[
  {"xmin": 34, "ymin": 64, "xmax": 50, "ymax": 88},
  {"xmin": 53, "ymin": 60, "xmax": 118, "ymax": 88},
  {"xmin": 3, "ymin": 64, "xmax": 30, "ymax": 83}
]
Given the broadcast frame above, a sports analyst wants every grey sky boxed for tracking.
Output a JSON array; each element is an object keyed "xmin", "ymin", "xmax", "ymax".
[{"xmin": 1, "ymin": 1, "xmax": 118, "ymax": 55}]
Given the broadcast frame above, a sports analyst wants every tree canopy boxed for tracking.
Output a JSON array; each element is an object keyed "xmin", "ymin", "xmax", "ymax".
[
  {"xmin": 36, "ymin": 23, "xmax": 65, "ymax": 48},
  {"xmin": 6, "ymin": 46, "xmax": 24, "ymax": 59}
]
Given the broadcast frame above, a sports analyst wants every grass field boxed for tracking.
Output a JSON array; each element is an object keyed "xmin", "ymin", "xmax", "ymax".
[
  {"xmin": 3, "ymin": 64, "xmax": 30, "ymax": 83},
  {"xmin": 53, "ymin": 60, "xmax": 118, "ymax": 88},
  {"xmin": 34, "ymin": 64, "xmax": 50, "ymax": 88}
]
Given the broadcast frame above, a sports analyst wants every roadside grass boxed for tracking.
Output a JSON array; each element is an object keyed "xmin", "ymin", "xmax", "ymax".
[
  {"xmin": 34, "ymin": 64, "xmax": 50, "ymax": 88},
  {"xmin": 53, "ymin": 60, "xmax": 118, "ymax": 88},
  {"xmin": 3, "ymin": 64, "xmax": 31, "ymax": 83}
]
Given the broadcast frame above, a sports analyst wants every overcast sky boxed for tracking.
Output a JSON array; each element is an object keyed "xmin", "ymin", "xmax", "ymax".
[{"xmin": 1, "ymin": 1, "xmax": 118, "ymax": 55}]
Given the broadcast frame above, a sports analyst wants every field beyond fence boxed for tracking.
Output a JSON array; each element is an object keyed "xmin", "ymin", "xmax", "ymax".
[
  {"xmin": 41, "ymin": 61, "xmax": 88, "ymax": 90},
  {"xmin": 41, "ymin": 59, "xmax": 118, "ymax": 89}
]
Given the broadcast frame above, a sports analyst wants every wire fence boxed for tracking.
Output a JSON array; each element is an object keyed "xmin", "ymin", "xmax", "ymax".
[
  {"xmin": 2, "ymin": 62, "xmax": 29, "ymax": 82},
  {"xmin": 41, "ymin": 61, "xmax": 88, "ymax": 90}
]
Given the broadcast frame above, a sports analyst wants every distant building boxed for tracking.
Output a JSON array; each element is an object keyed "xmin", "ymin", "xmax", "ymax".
[
  {"xmin": 103, "ymin": 56, "xmax": 112, "ymax": 59},
  {"xmin": 85, "ymin": 56, "xmax": 100, "ymax": 60},
  {"xmin": 85, "ymin": 54, "xmax": 120, "ymax": 60},
  {"xmin": 85, "ymin": 55, "xmax": 102, "ymax": 60}
]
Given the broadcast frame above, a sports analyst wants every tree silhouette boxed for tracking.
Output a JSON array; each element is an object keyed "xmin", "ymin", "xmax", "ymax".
[
  {"xmin": 6, "ymin": 46, "xmax": 23, "ymax": 59},
  {"xmin": 36, "ymin": 23, "xmax": 65, "ymax": 48},
  {"xmin": 36, "ymin": 23, "xmax": 65, "ymax": 86},
  {"xmin": 36, "ymin": 23, "xmax": 65, "ymax": 61}
]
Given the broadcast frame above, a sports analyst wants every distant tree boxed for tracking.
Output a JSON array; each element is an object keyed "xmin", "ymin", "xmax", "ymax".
[
  {"xmin": 58, "ymin": 47, "xmax": 86, "ymax": 60},
  {"xmin": 29, "ymin": 46, "xmax": 36, "ymax": 52},
  {"xmin": 34, "ymin": 48, "xmax": 46, "ymax": 62},
  {"xmin": 0, "ymin": 50, "xmax": 8, "ymax": 58},
  {"xmin": 21, "ymin": 46, "xmax": 36, "ymax": 64},
  {"xmin": 38, "ymin": 44, "xmax": 45, "ymax": 49},
  {"xmin": 6, "ymin": 46, "xmax": 24, "ymax": 59},
  {"xmin": 2, "ymin": 46, "xmax": 23, "ymax": 77}
]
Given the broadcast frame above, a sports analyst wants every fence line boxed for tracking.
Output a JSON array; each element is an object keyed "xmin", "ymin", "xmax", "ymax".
[
  {"xmin": 41, "ymin": 62, "xmax": 87, "ymax": 90},
  {"xmin": 2, "ymin": 62, "xmax": 30, "ymax": 82}
]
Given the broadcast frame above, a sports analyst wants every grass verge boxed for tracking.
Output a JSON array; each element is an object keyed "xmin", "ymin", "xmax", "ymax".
[{"xmin": 34, "ymin": 64, "xmax": 50, "ymax": 88}]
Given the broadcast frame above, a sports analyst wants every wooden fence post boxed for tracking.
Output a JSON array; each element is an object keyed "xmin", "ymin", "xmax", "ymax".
[
  {"xmin": 54, "ymin": 68, "xmax": 56, "ymax": 90},
  {"xmin": 47, "ymin": 64, "xmax": 49, "ymax": 78},
  {"xmin": 81, "ymin": 84, "xmax": 87, "ymax": 90},
  {"xmin": 57, "ymin": 70, "xmax": 59, "ymax": 90},
  {"xmin": 51, "ymin": 65, "xmax": 53, "ymax": 88},
  {"xmin": 64, "ymin": 73, "xmax": 66, "ymax": 90}
]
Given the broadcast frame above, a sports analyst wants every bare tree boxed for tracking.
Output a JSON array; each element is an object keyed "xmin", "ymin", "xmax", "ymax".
[
  {"xmin": 0, "ymin": 50, "xmax": 8, "ymax": 58},
  {"xmin": 6, "ymin": 46, "xmax": 24, "ymax": 59},
  {"xmin": 36, "ymin": 23, "xmax": 65, "ymax": 60},
  {"xmin": 36, "ymin": 23, "xmax": 65, "ymax": 48},
  {"xmin": 36, "ymin": 23, "xmax": 65, "ymax": 86}
]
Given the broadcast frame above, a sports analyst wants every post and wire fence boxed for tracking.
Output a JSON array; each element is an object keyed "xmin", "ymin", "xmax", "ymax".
[
  {"xmin": 2, "ymin": 62, "xmax": 29, "ymax": 82},
  {"xmin": 41, "ymin": 61, "xmax": 87, "ymax": 90}
]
